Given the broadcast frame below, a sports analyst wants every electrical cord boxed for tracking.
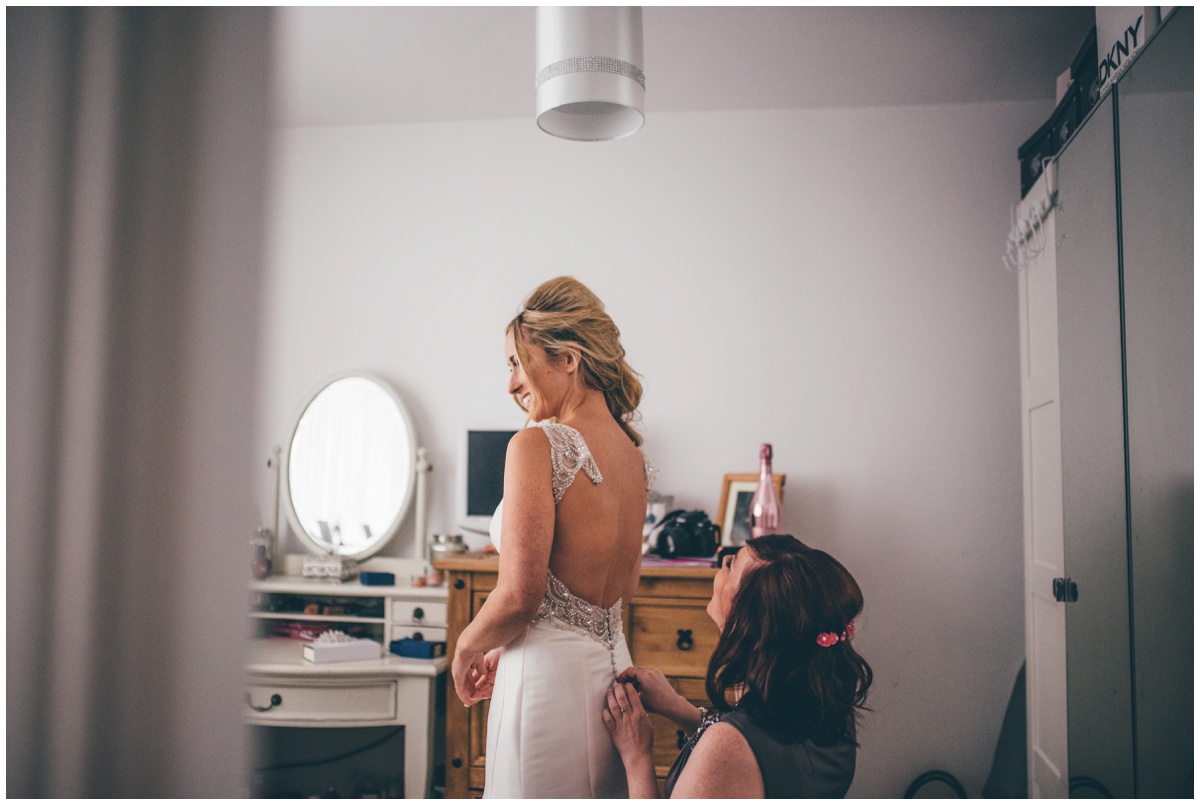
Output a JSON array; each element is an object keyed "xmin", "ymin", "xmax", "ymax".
[
  {"xmin": 904, "ymin": 769, "xmax": 967, "ymax": 798},
  {"xmin": 254, "ymin": 726, "xmax": 404, "ymax": 772}
]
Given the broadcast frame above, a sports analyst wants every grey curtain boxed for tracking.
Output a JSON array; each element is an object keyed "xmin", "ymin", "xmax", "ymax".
[{"xmin": 7, "ymin": 7, "xmax": 272, "ymax": 796}]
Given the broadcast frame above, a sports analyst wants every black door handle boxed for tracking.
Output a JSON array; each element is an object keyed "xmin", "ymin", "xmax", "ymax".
[{"xmin": 1052, "ymin": 577, "xmax": 1079, "ymax": 603}]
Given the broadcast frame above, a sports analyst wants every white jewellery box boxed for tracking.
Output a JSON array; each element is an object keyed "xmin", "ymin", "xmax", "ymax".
[
  {"xmin": 301, "ymin": 553, "xmax": 360, "ymax": 581},
  {"xmin": 303, "ymin": 632, "xmax": 381, "ymax": 664}
]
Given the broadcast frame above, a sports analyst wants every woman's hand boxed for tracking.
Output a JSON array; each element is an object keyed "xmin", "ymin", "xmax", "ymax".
[
  {"xmin": 616, "ymin": 665, "xmax": 701, "ymax": 732},
  {"xmin": 452, "ymin": 644, "xmax": 500, "ymax": 707},
  {"xmin": 616, "ymin": 665, "xmax": 675, "ymax": 716},
  {"xmin": 601, "ymin": 682, "xmax": 657, "ymax": 797}
]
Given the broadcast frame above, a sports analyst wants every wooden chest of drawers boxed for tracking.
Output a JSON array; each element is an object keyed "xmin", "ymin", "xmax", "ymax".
[{"xmin": 434, "ymin": 555, "xmax": 718, "ymax": 798}]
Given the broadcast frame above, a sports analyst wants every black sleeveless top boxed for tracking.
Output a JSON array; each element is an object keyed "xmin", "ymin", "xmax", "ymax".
[{"xmin": 664, "ymin": 709, "xmax": 856, "ymax": 798}]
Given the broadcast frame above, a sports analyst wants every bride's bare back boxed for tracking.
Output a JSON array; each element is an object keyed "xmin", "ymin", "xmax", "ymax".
[{"xmin": 548, "ymin": 414, "xmax": 648, "ymax": 610}]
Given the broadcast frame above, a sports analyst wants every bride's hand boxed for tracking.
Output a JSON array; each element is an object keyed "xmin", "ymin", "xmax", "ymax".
[
  {"xmin": 472, "ymin": 648, "xmax": 501, "ymax": 701},
  {"xmin": 602, "ymin": 682, "xmax": 653, "ymax": 767},
  {"xmin": 452, "ymin": 644, "xmax": 499, "ymax": 706},
  {"xmin": 616, "ymin": 665, "xmax": 678, "ymax": 718}
]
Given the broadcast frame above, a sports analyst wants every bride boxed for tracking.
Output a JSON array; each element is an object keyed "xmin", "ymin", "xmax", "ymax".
[{"xmin": 450, "ymin": 276, "xmax": 653, "ymax": 798}]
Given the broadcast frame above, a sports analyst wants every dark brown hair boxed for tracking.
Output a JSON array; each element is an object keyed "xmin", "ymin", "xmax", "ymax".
[
  {"xmin": 705, "ymin": 534, "xmax": 872, "ymax": 745},
  {"xmin": 508, "ymin": 276, "xmax": 644, "ymax": 446}
]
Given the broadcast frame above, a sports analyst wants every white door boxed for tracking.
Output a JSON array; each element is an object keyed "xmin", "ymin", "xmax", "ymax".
[{"xmin": 1016, "ymin": 189, "xmax": 1068, "ymax": 798}]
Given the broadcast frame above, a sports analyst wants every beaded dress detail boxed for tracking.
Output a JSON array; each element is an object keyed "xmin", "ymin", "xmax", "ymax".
[
  {"xmin": 540, "ymin": 422, "xmax": 604, "ymax": 504},
  {"xmin": 536, "ymin": 571, "xmax": 623, "ymax": 650}
]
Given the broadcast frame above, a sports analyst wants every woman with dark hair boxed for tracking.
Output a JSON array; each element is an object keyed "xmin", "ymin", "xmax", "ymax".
[{"xmin": 602, "ymin": 534, "xmax": 872, "ymax": 798}]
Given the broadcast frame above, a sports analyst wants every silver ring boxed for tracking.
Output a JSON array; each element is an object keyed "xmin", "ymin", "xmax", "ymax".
[{"xmin": 619, "ymin": 706, "xmax": 630, "ymax": 713}]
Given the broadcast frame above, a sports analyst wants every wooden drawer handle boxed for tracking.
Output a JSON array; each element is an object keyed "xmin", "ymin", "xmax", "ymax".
[
  {"xmin": 246, "ymin": 693, "xmax": 282, "ymax": 712},
  {"xmin": 676, "ymin": 629, "xmax": 694, "ymax": 651}
]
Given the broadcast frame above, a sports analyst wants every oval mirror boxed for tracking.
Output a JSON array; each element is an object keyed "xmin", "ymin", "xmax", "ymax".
[{"xmin": 283, "ymin": 373, "xmax": 416, "ymax": 559}]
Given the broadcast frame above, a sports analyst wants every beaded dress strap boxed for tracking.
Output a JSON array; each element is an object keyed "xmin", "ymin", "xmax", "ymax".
[
  {"xmin": 539, "ymin": 421, "xmax": 657, "ymax": 501},
  {"xmin": 642, "ymin": 451, "xmax": 658, "ymax": 492},
  {"xmin": 538, "ymin": 422, "xmax": 603, "ymax": 503}
]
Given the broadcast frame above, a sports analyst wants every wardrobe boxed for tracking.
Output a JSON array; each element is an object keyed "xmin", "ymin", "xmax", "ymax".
[{"xmin": 1019, "ymin": 7, "xmax": 1192, "ymax": 799}]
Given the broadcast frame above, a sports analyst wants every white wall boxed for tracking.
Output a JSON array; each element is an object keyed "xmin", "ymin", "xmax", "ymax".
[{"xmin": 260, "ymin": 100, "xmax": 1047, "ymax": 796}]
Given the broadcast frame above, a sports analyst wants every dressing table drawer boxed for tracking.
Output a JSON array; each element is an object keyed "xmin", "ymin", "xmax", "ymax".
[
  {"xmin": 391, "ymin": 625, "xmax": 447, "ymax": 643},
  {"xmin": 628, "ymin": 603, "xmax": 719, "ymax": 678},
  {"xmin": 245, "ymin": 679, "xmax": 397, "ymax": 723},
  {"xmin": 393, "ymin": 600, "xmax": 447, "ymax": 627}
]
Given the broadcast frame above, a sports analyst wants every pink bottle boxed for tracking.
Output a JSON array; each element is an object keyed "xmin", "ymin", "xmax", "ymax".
[{"xmin": 750, "ymin": 443, "xmax": 781, "ymax": 538}]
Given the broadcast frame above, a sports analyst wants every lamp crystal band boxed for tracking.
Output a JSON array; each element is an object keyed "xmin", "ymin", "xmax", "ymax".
[{"xmin": 535, "ymin": 56, "xmax": 646, "ymax": 90}]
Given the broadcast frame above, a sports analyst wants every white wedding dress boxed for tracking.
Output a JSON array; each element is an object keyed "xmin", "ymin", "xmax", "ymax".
[{"xmin": 483, "ymin": 422, "xmax": 653, "ymax": 799}]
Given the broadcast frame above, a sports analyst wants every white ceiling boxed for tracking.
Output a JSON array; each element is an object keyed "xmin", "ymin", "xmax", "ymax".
[{"xmin": 273, "ymin": 6, "xmax": 1096, "ymax": 128}]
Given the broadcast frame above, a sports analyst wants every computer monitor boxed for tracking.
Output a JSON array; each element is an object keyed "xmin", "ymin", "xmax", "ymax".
[{"xmin": 457, "ymin": 425, "xmax": 520, "ymax": 533}]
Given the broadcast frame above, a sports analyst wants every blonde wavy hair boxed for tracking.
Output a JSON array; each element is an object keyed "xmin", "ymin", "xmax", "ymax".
[{"xmin": 508, "ymin": 276, "xmax": 644, "ymax": 446}]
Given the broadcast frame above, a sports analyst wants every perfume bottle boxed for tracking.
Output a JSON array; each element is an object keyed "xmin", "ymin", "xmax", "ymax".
[
  {"xmin": 749, "ymin": 443, "xmax": 781, "ymax": 539},
  {"xmin": 250, "ymin": 527, "xmax": 273, "ymax": 580}
]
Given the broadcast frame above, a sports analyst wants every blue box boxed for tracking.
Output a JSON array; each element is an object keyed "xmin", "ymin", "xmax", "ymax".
[
  {"xmin": 389, "ymin": 638, "xmax": 446, "ymax": 659},
  {"xmin": 359, "ymin": 571, "xmax": 395, "ymax": 586}
]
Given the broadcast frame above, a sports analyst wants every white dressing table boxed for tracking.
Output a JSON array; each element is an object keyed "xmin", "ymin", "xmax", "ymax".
[
  {"xmin": 257, "ymin": 373, "xmax": 445, "ymax": 796},
  {"xmin": 246, "ymin": 575, "xmax": 448, "ymax": 798}
]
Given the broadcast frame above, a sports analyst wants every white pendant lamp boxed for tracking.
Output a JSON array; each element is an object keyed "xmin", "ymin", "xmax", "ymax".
[{"xmin": 535, "ymin": 6, "xmax": 645, "ymax": 141}]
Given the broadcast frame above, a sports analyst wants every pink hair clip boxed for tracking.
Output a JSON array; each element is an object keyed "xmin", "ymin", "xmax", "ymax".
[{"xmin": 817, "ymin": 620, "xmax": 856, "ymax": 648}]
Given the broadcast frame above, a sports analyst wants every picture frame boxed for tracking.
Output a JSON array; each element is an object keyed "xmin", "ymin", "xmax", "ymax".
[{"xmin": 717, "ymin": 473, "xmax": 786, "ymax": 546}]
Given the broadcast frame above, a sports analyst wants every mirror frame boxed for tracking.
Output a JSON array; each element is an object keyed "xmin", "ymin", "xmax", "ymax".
[{"xmin": 281, "ymin": 371, "xmax": 418, "ymax": 560}]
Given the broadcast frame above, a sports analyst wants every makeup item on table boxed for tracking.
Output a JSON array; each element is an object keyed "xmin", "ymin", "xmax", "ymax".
[{"xmin": 250, "ymin": 527, "xmax": 273, "ymax": 580}]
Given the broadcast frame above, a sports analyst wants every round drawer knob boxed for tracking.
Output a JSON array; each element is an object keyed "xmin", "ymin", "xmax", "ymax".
[
  {"xmin": 454, "ymin": 579, "xmax": 465, "ymax": 590},
  {"xmin": 413, "ymin": 632, "xmax": 424, "ymax": 641},
  {"xmin": 413, "ymin": 607, "xmax": 425, "ymax": 621},
  {"xmin": 451, "ymin": 758, "xmax": 463, "ymax": 769},
  {"xmin": 676, "ymin": 629, "xmax": 694, "ymax": 651}
]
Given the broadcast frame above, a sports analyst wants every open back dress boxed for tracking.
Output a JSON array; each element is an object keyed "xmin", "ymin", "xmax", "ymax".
[{"xmin": 484, "ymin": 421, "xmax": 653, "ymax": 798}]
